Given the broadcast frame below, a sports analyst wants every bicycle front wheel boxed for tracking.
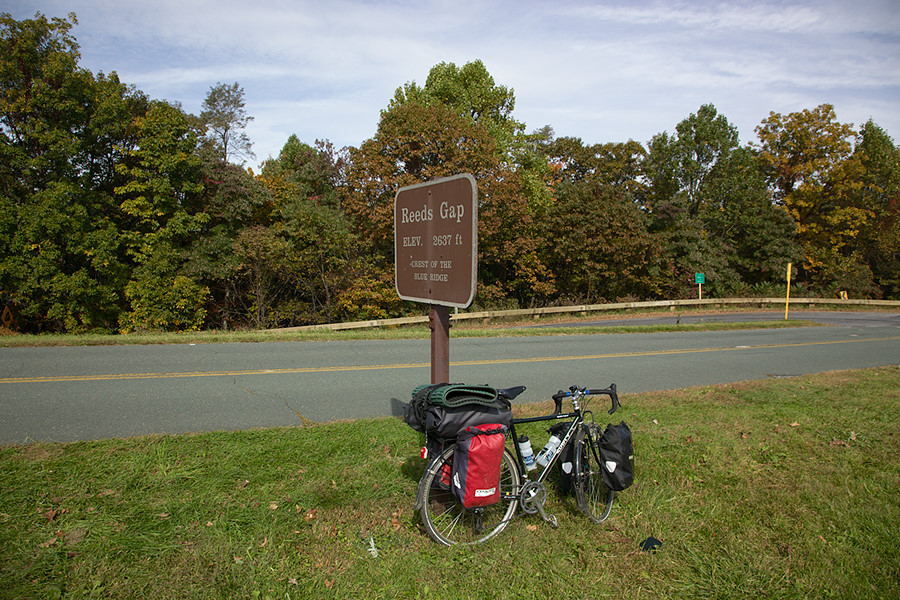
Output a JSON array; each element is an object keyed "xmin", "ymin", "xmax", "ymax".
[
  {"xmin": 417, "ymin": 445, "xmax": 520, "ymax": 546},
  {"xmin": 574, "ymin": 423, "xmax": 615, "ymax": 523}
]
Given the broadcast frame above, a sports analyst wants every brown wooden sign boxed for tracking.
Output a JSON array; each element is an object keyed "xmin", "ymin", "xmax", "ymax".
[{"xmin": 394, "ymin": 174, "xmax": 478, "ymax": 308}]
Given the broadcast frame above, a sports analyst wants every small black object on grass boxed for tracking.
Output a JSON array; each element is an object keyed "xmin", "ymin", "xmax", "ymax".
[{"xmin": 640, "ymin": 536, "xmax": 662, "ymax": 553}]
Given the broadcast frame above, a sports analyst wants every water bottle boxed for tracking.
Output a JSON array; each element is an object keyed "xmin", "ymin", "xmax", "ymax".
[
  {"xmin": 517, "ymin": 435, "xmax": 537, "ymax": 471},
  {"xmin": 535, "ymin": 434, "xmax": 562, "ymax": 468}
]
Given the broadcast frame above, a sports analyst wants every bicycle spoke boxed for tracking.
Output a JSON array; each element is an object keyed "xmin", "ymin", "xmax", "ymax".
[
  {"xmin": 574, "ymin": 423, "xmax": 615, "ymax": 523},
  {"xmin": 417, "ymin": 446, "xmax": 520, "ymax": 546}
]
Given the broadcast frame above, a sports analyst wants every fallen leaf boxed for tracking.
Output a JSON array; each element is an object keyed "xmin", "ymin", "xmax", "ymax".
[
  {"xmin": 741, "ymin": 432, "xmax": 750, "ymax": 439},
  {"xmin": 233, "ymin": 556, "xmax": 243, "ymax": 564},
  {"xmin": 652, "ymin": 419, "xmax": 659, "ymax": 425},
  {"xmin": 525, "ymin": 524, "xmax": 539, "ymax": 532},
  {"xmin": 288, "ymin": 578, "xmax": 298, "ymax": 585},
  {"xmin": 39, "ymin": 537, "xmax": 57, "ymax": 548},
  {"xmin": 850, "ymin": 431, "xmax": 857, "ymax": 441},
  {"xmin": 304, "ymin": 509, "xmax": 317, "ymax": 521},
  {"xmin": 236, "ymin": 480, "xmax": 249, "ymax": 489},
  {"xmin": 259, "ymin": 537, "xmax": 268, "ymax": 548},
  {"xmin": 790, "ymin": 422, "xmax": 800, "ymax": 428},
  {"xmin": 390, "ymin": 508, "xmax": 403, "ymax": 530},
  {"xmin": 65, "ymin": 529, "xmax": 87, "ymax": 545},
  {"xmin": 269, "ymin": 501, "xmax": 279, "ymax": 511},
  {"xmin": 324, "ymin": 579, "xmax": 334, "ymax": 589},
  {"xmin": 206, "ymin": 521, "xmax": 214, "ymax": 527}
]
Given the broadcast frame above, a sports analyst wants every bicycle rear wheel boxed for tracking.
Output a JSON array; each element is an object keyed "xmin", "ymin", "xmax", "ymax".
[
  {"xmin": 416, "ymin": 445, "xmax": 520, "ymax": 546},
  {"xmin": 574, "ymin": 423, "xmax": 615, "ymax": 523}
]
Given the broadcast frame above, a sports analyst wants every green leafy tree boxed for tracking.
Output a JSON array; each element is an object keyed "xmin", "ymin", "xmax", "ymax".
[
  {"xmin": 535, "ymin": 135, "xmax": 668, "ymax": 299},
  {"xmin": 0, "ymin": 12, "xmax": 85, "ymax": 192},
  {"xmin": 123, "ymin": 242, "xmax": 208, "ymax": 332},
  {"xmin": 754, "ymin": 104, "xmax": 866, "ymax": 292},
  {"xmin": 645, "ymin": 104, "xmax": 739, "ymax": 216},
  {"xmin": 541, "ymin": 180, "xmax": 669, "ymax": 301},
  {"xmin": 228, "ymin": 225, "xmax": 290, "ymax": 329},
  {"xmin": 834, "ymin": 120, "xmax": 900, "ymax": 297},
  {"xmin": 0, "ymin": 12, "xmax": 147, "ymax": 331},
  {"xmin": 512, "ymin": 125, "xmax": 556, "ymax": 214},
  {"xmin": 254, "ymin": 136, "xmax": 355, "ymax": 325},
  {"xmin": 115, "ymin": 100, "xmax": 208, "ymax": 331},
  {"xmin": 200, "ymin": 81, "xmax": 254, "ymax": 164},
  {"xmin": 700, "ymin": 147, "xmax": 802, "ymax": 291},
  {"xmin": 644, "ymin": 105, "xmax": 742, "ymax": 295},
  {"xmin": 260, "ymin": 135, "xmax": 345, "ymax": 209},
  {"xmin": 389, "ymin": 60, "xmax": 521, "ymax": 162},
  {"xmin": 186, "ymin": 154, "xmax": 272, "ymax": 328},
  {"xmin": 0, "ymin": 181, "xmax": 127, "ymax": 331},
  {"xmin": 546, "ymin": 136, "xmax": 647, "ymax": 194}
]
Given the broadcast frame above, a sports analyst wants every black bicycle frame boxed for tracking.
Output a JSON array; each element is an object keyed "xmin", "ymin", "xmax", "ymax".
[
  {"xmin": 505, "ymin": 384, "xmax": 618, "ymax": 491},
  {"xmin": 507, "ymin": 410, "xmax": 584, "ymax": 487}
]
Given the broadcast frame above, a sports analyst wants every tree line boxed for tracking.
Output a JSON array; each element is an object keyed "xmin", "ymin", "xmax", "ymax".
[{"xmin": 2, "ymin": 13, "xmax": 898, "ymax": 334}]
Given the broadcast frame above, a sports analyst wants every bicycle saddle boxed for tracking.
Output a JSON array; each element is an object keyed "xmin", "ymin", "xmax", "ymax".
[{"xmin": 497, "ymin": 386, "xmax": 526, "ymax": 400}]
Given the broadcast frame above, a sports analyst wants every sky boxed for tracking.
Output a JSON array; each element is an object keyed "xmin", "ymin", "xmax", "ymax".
[{"xmin": 6, "ymin": 0, "xmax": 900, "ymax": 171}]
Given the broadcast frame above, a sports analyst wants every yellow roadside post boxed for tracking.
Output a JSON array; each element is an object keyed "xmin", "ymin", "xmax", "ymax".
[{"xmin": 784, "ymin": 262, "xmax": 792, "ymax": 320}]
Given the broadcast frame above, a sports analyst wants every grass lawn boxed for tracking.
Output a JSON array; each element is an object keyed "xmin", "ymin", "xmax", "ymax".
[{"xmin": 2, "ymin": 366, "xmax": 898, "ymax": 599}]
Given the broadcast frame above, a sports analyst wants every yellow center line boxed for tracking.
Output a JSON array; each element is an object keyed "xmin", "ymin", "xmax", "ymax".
[{"xmin": 1, "ymin": 335, "xmax": 898, "ymax": 384}]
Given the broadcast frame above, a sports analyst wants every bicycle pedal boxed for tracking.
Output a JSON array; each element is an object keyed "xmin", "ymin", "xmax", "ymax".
[{"xmin": 536, "ymin": 506, "xmax": 558, "ymax": 529}]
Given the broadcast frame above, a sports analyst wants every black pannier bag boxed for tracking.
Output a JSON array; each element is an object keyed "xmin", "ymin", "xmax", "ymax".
[
  {"xmin": 548, "ymin": 421, "xmax": 576, "ymax": 494},
  {"xmin": 403, "ymin": 383, "xmax": 513, "ymax": 447},
  {"xmin": 598, "ymin": 421, "xmax": 634, "ymax": 491},
  {"xmin": 451, "ymin": 423, "xmax": 508, "ymax": 508}
]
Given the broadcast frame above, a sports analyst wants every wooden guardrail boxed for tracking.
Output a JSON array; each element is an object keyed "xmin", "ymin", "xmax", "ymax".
[{"xmin": 281, "ymin": 297, "xmax": 900, "ymax": 332}]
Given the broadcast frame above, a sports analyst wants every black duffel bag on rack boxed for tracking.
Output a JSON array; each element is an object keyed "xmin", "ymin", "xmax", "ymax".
[{"xmin": 402, "ymin": 383, "xmax": 515, "ymax": 456}]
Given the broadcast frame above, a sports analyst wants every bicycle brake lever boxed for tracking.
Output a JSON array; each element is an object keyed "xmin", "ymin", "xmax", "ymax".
[{"xmin": 552, "ymin": 390, "xmax": 566, "ymax": 415}]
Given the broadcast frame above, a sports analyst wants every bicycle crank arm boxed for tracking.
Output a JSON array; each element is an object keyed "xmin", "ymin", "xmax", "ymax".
[
  {"xmin": 534, "ymin": 501, "xmax": 558, "ymax": 529},
  {"xmin": 520, "ymin": 481, "xmax": 559, "ymax": 529}
]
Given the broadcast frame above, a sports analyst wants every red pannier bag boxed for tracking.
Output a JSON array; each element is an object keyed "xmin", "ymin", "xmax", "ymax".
[{"xmin": 451, "ymin": 423, "xmax": 508, "ymax": 508}]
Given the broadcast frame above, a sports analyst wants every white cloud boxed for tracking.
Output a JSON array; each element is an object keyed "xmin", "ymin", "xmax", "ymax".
[{"xmin": 5, "ymin": 0, "xmax": 900, "ymax": 167}]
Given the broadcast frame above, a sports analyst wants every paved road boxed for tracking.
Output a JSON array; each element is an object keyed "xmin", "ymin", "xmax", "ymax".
[{"xmin": 1, "ymin": 312, "xmax": 898, "ymax": 444}]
